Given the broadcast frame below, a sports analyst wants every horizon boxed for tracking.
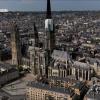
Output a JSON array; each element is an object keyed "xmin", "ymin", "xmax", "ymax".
[{"xmin": 0, "ymin": 0, "xmax": 100, "ymax": 11}]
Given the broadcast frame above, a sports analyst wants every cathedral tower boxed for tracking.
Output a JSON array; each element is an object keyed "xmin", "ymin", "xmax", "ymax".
[
  {"xmin": 29, "ymin": 23, "xmax": 41, "ymax": 75},
  {"xmin": 11, "ymin": 22, "xmax": 22, "ymax": 67},
  {"xmin": 34, "ymin": 23, "xmax": 39, "ymax": 47}
]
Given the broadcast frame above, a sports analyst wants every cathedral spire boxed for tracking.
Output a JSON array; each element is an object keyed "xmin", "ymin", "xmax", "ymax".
[
  {"xmin": 45, "ymin": 0, "xmax": 55, "ymax": 52},
  {"xmin": 33, "ymin": 22, "xmax": 39, "ymax": 47},
  {"xmin": 46, "ymin": 0, "xmax": 52, "ymax": 19}
]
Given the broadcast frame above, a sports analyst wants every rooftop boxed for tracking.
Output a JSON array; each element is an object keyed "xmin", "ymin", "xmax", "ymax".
[
  {"xmin": 73, "ymin": 61, "xmax": 91, "ymax": 70},
  {"xmin": 86, "ymin": 57, "xmax": 100, "ymax": 66},
  {"xmin": 48, "ymin": 75, "xmax": 77, "ymax": 82},
  {"xmin": 72, "ymin": 81, "xmax": 85, "ymax": 90},
  {"xmin": 52, "ymin": 50, "xmax": 70, "ymax": 61},
  {"xmin": 2, "ymin": 80, "xmax": 27, "ymax": 96},
  {"xmin": 85, "ymin": 84, "xmax": 100, "ymax": 100},
  {"xmin": 28, "ymin": 81, "xmax": 74, "ymax": 95},
  {"xmin": 0, "ymin": 63, "xmax": 16, "ymax": 70},
  {"xmin": 0, "ymin": 63, "xmax": 18, "ymax": 76}
]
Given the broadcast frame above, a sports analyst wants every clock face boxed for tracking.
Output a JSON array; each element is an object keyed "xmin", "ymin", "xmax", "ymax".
[{"xmin": 45, "ymin": 19, "xmax": 53, "ymax": 31}]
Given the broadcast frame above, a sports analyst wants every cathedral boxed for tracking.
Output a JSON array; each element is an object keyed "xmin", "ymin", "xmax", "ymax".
[
  {"xmin": 11, "ymin": 0, "xmax": 94, "ymax": 81},
  {"xmin": 29, "ymin": 0, "xmax": 55, "ymax": 76},
  {"xmin": 28, "ymin": 0, "xmax": 94, "ymax": 81}
]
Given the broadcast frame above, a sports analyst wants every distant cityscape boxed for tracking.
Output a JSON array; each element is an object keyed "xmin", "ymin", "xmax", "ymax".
[
  {"xmin": 0, "ymin": 9, "xmax": 8, "ymax": 12},
  {"xmin": 1, "ymin": 0, "xmax": 100, "ymax": 11},
  {"xmin": 0, "ymin": 0, "xmax": 100, "ymax": 100}
]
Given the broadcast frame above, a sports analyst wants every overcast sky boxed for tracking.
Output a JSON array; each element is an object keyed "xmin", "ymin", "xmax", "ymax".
[{"xmin": 0, "ymin": 0, "xmax": 100, "ymax": 11}]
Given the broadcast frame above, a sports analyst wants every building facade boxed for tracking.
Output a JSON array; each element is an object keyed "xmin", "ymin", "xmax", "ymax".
[
  {"xmin": 28, "ymin": 23, "xmax": 49, "ymax": 76},
  {"xmin": 26, "ymin": 82, "xmax": 77, "ymax": 100}
]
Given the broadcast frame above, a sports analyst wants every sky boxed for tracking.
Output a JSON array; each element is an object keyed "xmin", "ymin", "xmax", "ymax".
[{"xmin": 0, "ymin": 0, "xmax": 100, "ymax": 11}]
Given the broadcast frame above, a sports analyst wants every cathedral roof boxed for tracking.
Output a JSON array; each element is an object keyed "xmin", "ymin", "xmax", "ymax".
[{"xmin": 52, "ymin": 50, "xmax": 70, "ymax": 61}]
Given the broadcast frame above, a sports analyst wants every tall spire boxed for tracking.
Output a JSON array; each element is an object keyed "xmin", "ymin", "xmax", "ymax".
[
  {"xmin": 46, "ymin": 0, "xmax": 52, "ymax": 19},
  {"xmin": 45, "ymin": 0, "xmax": 55, "ymax": 52},
  {"xmin": 33, "ymin": 22, "xmax": 39, "ymax": 47}
]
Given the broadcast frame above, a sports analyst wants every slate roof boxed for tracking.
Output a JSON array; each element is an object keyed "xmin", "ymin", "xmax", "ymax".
[
  {"xmin": 28, "ymin": 82, "xmax": 74, "ymax": 95},
  {"xmin": 73, "ymin": 61, "xmax": 91, "ymax": 70},
  {"xmin": 52, "ymin": 50, "xmax": 70, "ymax": 61}
]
